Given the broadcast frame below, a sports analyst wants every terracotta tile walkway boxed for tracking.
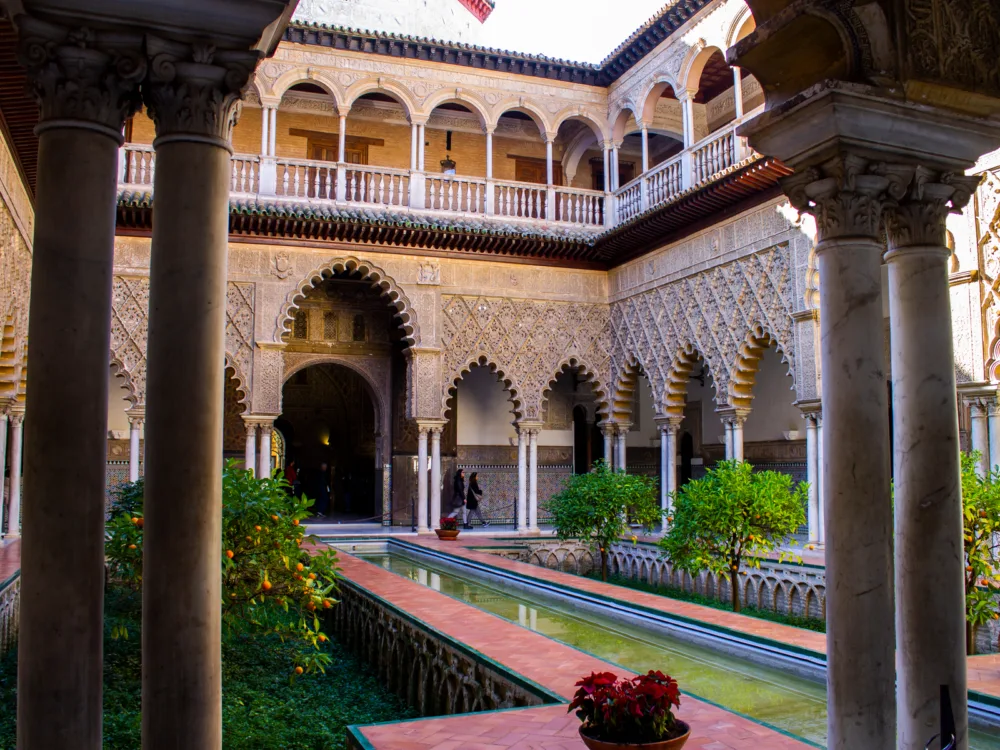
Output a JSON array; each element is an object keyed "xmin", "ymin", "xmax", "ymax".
[
  {"xmin": 336, "ymin": 551, "xmax": 812, "ymax": 750},
  {"xmin": 0, "ymin": 537, "xmax": 20, "ymax": 582}
]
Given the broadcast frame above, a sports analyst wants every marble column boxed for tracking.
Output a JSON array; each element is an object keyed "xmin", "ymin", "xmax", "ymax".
[
  {"xmin": 0, "ymin": 410, "xmax": 7, "ymax": 536},
  {"xmin": 517, "ymin": 426, "xmax": 527, "ymax": 532},
  {"xmin": 781, "ymin": 155, "xmax": 896, "ymax": 750},
  {"xmin": 409, "ymin": 121, "xmax": 418, "ymax": 170},
  {"xmin": 803, "ymin": 413, "xmax": 819, "ymax": 542},
  {"xmin": 6, "ymin": 410, "xmax": 22, "ymax": 537},
  {"xmin": 485, "ymin": 129, "xmax": 494, "ymax": 180},
  {"xmin": 243, "ymin": 420, "xmax": 257, "ymax": 477},
  {"xmin": 731, "ymin": 412, "xmax": 746, "ymax": 461},
  {"xmin": 886, "ymin": 166, "xmax": 979, "ymax": 750},
  {"xmin": 141, "ymin": 41, "xmax": 257, "ymax": 749},
  {"xmin": 732, "ymin": 67, "xmax": 744, "ymax": 119},
  {"xmin": 969, "ymin": 399, "xmax": 990, "ymax": 477},
  {"xmin": 816, "ymin": 415, "xmax": 825, "ymax": 544},
  {"xmin": 615, "ymin": 424, "xmax": 629, "ymax": 473},
  {"xmin": 337, "ymin": 114, "xmax": 347, "ymax": 162},
  {"xmin": 545, "ymin": 137, "xmax": 554, "ymax": 185},
  {"xmin": 127, "ymin": 409, "xmax": 144, "ymax": 483},
  {"xmin": 602, "ymin": 142, "xmax": 611, "ymax": 190},
  {"xmin": 722, "ymin": 419, "xmax": 734, "ymax": 460},
  {"xmin": 418, "ymin": 124, "xmax": 425, "ymax": 171},
  {"xmin": 12, "ymin": 19, "xmax": 143, "ymax": 748},
  {"xmin": 258, "ymin": 423, "xmax": 272, "ymax": 478},
  {"xmin": 417, "ymin": 425, "xmax": 429, "ymax": 533},
  {"xmin": 260, "ymin": 104, "xmax": 269, "ymax": 155},
  {"xmin": 430, "ymin": 426, "xmax": 442, "ymax": 525},
  {"xmin": 989, "ymin": 402, "xmax": 1000, "ymax": 475},
  {"xmin": 268, "ymin": 106, "xmax": 277, "ymax": 158},
  {"xmin": 641, "ymin": 126, "xmax": 649, "ymax": 173},
  {"xmin": 610, "ymin": 145, "xmax": 620, "ymax": 191},
  {"xmin": 656, "ymin": 417, "xmax": 681, "ymax": 528},
  {"xmin": 602, "ymin": 424, "xmax": 615, "ymax": 469},
  {"xmin": 528, "ymin": 427, "xmax": 539, "ymax": 532}
]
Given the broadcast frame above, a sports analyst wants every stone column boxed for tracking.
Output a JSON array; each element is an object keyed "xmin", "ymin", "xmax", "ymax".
[
  {"xmin": 140, "ymin": 39, "xmax": 257, "ymax": 750},
  {"xmin": 418, "ymin": 124, "xmax": 425, "ymax": 171},
  {"xmin": 516, "ymin": 426, "xmax": 527, "ymax": 532},
  {"xmin": 656, "ymin": 417, "xmax": 681, "ymax": 527},
  {"xmin": 816, "ymin": 415, "xmax": 825, "ymax": 544},
  {"xmin": 602, "ymin": 142, "xmax": 611, "ymax": 189},
  {"xmin": 803, "ymin": 413, "xmax": 819, "ymax": 542},
  {"xmin": 610, "ymin": 145, "xmax": 620, "ymax": 191},
  {"xmin": 641, "ymin": 125, "xmax": 649, "ymax": 173},
  {"xmin": 615, "ymin": 424, "xmax": 629, "ymax": 473},
  {"xmin": 409, "ymin": 121, "xmax": 418, "ymax": 170},
  {"xmin": 732, "ymin": 67, "xmax": 744, "ymax": 119},
  {"xmin": 528, "ymin": 426, "xmax": 539, "ymax": 532},
  {"xmin": 969, "ymin": 398, "xmax": 990, "ymax": 476},
  {"xmin": 722, "ymin": 419, "xmax": 733, "ymax": 460},
  {"xmin": 12, "ymin": 18, "xmax": 143, "ymax": 749},
  {"xmin": 6, "ymin": 410, "xmax": 23, "ymax": 537},
  {"xmin": 337, "ymin": 113, "xmax": 347, "ymax": 162},
  {"xmin": 0, "ymin": 410, "xmax": 6, "ymax": 536},
  {"xmin": 260, "ymin": 104, "xmax": 270, "ymax": 155},
  {"xmin": 545, "ymin": 137, "xmax": 554, "ymax": 185},
  {"xmin": 268, "ymin": 106, "xmax": 277, "ymax": 159},
  {"xmin": 417, "ymin": 425, "xmax": 429, "ymax": 533},
  {"xmin": 258, "ymin": 423, "xmax": 272, "ymax": 478},
  {"xmin": 781, "ymin": 154, "xmax": 896, "ymax": 750},
  {"xmin": 732, "ymin": 411, "xmax": 747, "ymax": 461},
  {"xmin": 602, "ymin": 424, "xmax": 615, "ymax": 469},
  {"xmin": 243, "ymin": 419, "xmax": 257, "ymax": 477},
  {"xmin": 127, "ymin": 408, "xmax": 144, "ymax": 483},
  {"xmin": 430, "ymin": 426, "xmax": 442, "ymax": 525},
  {"xmin": 885, "ymin": 166, "xmax": 980, "ymax": 750},
  {"xmin": 485, "ymin": 129, "xmax": 493, "ymax": 179},
  {"xmin": 989, "ymin": 402, "xmax": 1000, "ymax": 475}
]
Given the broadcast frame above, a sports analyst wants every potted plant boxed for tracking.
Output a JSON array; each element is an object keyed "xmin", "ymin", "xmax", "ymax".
[
  {"xmin": 435, "ymin": 516, "xmax": 460, "ymax": 541},
  {"xmin": 569, "ymin": 670, "xmax": 689, "ymax": 750}
]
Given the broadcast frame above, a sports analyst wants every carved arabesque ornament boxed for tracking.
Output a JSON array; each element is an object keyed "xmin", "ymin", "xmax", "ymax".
[
  {"xmin": 15, "ymin": 16, "xmax": 145, "ymax": 136},
  {"xmin": 440, "ymin": 296, "xmax": 611, "ymax": 421}
]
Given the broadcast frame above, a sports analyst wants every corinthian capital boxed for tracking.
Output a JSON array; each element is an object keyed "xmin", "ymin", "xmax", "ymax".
[
  {"xmin": 142, "ymin": 36, "xmax": 260, "ymax": 148},
  {"xmin": 780, "ymin": 153, "xmax": 890, "ymax": 242},
  {"xmin": 880, "ymin": 164, "xmax": 983, "ymax": 250},
  {"xmin": 15, "ymin": 15, "xmax": 145, "ymax": 139}
]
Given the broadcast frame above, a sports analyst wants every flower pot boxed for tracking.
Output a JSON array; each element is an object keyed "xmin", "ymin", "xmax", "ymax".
[
  {"xmin": 579, "ymin": 722, "xmax": 690, "ymax": 750},
  {"xmin": 434, "ymin": 528, "xmax": 460, "ymax": 540}
]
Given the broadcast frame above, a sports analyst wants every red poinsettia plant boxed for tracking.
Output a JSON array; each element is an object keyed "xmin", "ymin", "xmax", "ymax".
[
  {"xmin": 438, "ymin": 516, "xmax": 459, "ymax": 531},
  {"xmin": 569, "ymin": 670, "xmax": 685, "ymax": 744}
]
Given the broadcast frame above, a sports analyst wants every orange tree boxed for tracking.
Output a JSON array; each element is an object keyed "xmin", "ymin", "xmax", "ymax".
[
  {"xmin": 960, "ymin": 451, "xmax": 1000, "ymax": 655},
  {"xmin": 659, "ymin": 460, "xmax": 805, "ymax": 612},
  {"xmin": 106, "ymin": 462, "xmax": 340, "ymax": 673}
]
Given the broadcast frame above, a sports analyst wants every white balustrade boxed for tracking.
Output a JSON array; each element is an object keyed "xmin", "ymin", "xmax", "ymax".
[
  {"xmin": 120, "ymin": 144, "xmax": 156, "ymax": 187},
  {"xmin": 276, "ymin": 158, "xmax": 339, "ymax": 200},
  {"xmin": 553, "ymin": 187, "xmax": 605, "ymax": 225},
  {"xmin": 691, "ymin": 125, "xmax": 737, "ymax": 186},
  {"xmin": 494, "ymin": 181, "xmax": 547, "ymax": 220},
  {"xmin": 615, "ymin": 178, "xmax": 643, "ymax": 223},
  {"xmin": 425, "ymin": 175, "xmax": 487, "ymax": 214},
  {"xmin": 343, "ymin": 165, "xmax": 410, "ymax": 208},
  {"xmin": 644, "ymin": 155, "xmax": 683, "ymax": 208},
  {"xmin": 230, "ymin": 156, "xmax": 260, "ymax": 195}
]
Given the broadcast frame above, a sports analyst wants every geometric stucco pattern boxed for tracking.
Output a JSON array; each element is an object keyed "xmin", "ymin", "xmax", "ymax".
[
  {"xmin": 610, "ymin": 243, "xmax": 795, "ymax": 417},
  {"xmin": 0, "ymin": 196, "xmax": 30, "ymax": 404},
  {"xmin": 440, "ymin": 295, "xmax": 611, "ymax": 420},
  {"xmin": 111, "ymin": 277, "xmax": 256, "ymax": 406}
]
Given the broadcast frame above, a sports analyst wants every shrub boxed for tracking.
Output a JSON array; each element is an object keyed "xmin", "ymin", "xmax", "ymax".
[
  {"xmin": 569, "ymin": 670, "xmax": 684, "ymax": 744},
  {"xmin": 960, "ymin": 451, "xmax": 1000, "ymax": 654},
  {"xmin": 546, "ymin": 461, "xmax": 660, "ymax": 581},
  {"xmin": 105, "ymin": 461, "xmax": 340, "ymax": 672},
  {"xmin": 438, "ymin": 516, "xmax": 459, "ymax": 531},
  {"xmin": 660, "ymin": 460, "xmax": 805, "ymax": 612}
]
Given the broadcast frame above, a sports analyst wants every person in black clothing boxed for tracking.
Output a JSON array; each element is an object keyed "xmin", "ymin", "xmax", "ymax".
[
  {"xmin": 445, "ymin": 469, "xmax": 465, "ymax": 521},
  {"xmin": 464, "ymin": 471, "xmax": 488, "ymax": 529},
  {"xmin": 313, "ymin": 462, "xmax": 331, "ymax": 518}
]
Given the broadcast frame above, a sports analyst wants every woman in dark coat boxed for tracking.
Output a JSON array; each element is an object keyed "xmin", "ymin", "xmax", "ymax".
[
  {"xmin": 464, "ymin": 471, "xmax": 489, "ymax": 529},
  {"xmin": 446, "ymin": 469, "xmax": 466, "ymax": 521}
]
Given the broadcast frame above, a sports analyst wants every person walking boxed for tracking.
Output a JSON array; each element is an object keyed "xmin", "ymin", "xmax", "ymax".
[
  {"xmin": 313, "ymin": 462, "xmax": 331, "ymax": 518},
  {"xmin": 465, "ymin": 471, "xmax": 489, "ymax": 529},
  {"xmin": 446, "ymin": 468, "xmax": 466, "ymax": 522}
]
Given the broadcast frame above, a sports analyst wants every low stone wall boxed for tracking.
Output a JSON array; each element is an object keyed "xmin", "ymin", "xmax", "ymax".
[
  {"xmin": 518, "ymin": 540, "xmax": 827, "ymax": 621},
  {"xmin": 329, "ymin": 579, "xmax": 554, "ymax": 718}
]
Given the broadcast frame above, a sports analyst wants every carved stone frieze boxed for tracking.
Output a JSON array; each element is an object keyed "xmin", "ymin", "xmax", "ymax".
[
  {"xmin": 251, "ymin": 345, "xmax": 284, "ymax": 415},
  {"xmin": 15, "ymin": 16, "xmax": 145, "ymax": 137},
  {"xmin": 143, "ymin": 37, "xmax": 259, "ymax": 145},
  {"xmin": 440, "ymin": 296, "xmax": 611, "ymax": 421}
]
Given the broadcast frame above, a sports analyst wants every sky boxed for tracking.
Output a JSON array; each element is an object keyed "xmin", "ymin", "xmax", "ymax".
[{"xmin": 477, "ymin": 0, "xmax": 669, "ymax": 63}]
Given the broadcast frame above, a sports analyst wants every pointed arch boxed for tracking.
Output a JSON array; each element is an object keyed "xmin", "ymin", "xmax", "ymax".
[
  {"xmin": 275, "ymin": 256, "xmax": 419, "ymax": 346},
  {"xmin": 542, "ymin": 355, "xmax": 612, "ymax": 421},
  {"xmin": 443, "ymin": 354, "xmax": 523, "ymax": 421},
  {"xmin": 728, "ymin": 322, "xmax": 795, "ymax": 409}
]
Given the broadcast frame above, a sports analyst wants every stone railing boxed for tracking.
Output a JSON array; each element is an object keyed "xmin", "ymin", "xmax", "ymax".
[
  {"xmin": 0, "ymin": 571, "xmax": 20, "ymax": 657},
  {"xmin": 513, "ymin": 539, "xmax": 827, "ymax": 621},
  {"xmin": 425, "ymin": 173, "xmax": 487, "ymax": 214},
  {"xmin": 329, "ymin": 579, "xmax": 556, "ymax": 718},
  {"xmin": 493, "ymin": 179, "xmax": 547, "ymax": 220}
]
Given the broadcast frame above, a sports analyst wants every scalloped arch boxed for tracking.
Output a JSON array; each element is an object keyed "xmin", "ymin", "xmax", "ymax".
[
  {"xmin": 663, "ymin": 341, "xmax": 723, "ymax": 416},
  {"xmin": 727, "ymin": 322, "xmax": 795, "ymax": 409},
  {"xmin": 109, "ymin": 355, "xmax": 140, "ymax": 409},
  {"xmin": 275, "ymin": 257, "xmax": 419, "ymax": 346},
  {"xmin": 610, "ymin": 352, "xmax": 656, "ymax": 422},
  {"xmin": 443, "ymin": 355, "xmax": 523, "ymax": 421},
  {"xmin": 225, "ymin": 353, "xmax": 250, "ymax": 411},
  {"xmin": 542, "ymin": 355, "xmax": 612, "ymax": 420}
]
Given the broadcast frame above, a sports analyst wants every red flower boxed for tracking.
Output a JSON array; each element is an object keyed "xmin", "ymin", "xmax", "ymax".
[{"xmin": 568, "ymin": 670, "xmax": 682, "ymax": 743}]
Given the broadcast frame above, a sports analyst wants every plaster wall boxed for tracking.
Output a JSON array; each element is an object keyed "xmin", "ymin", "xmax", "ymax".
[
  {"xmin": 293, "ymin": 0, "xmax": 487, "ymax": 46},
  {"xmin": 742, "ymin": 346, "xmax": 800, "ymax": 442}
]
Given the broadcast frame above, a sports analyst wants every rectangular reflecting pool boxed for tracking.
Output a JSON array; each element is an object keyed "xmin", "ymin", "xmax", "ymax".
[{"xmin": 349, "ymin": 546, "xmax": 1000, "ymax": 750}]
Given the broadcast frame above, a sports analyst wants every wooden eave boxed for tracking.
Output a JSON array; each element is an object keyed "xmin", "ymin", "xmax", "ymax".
[{"xmin": 0, "ymin": 13, "xmax": 38, "ymax": 197}]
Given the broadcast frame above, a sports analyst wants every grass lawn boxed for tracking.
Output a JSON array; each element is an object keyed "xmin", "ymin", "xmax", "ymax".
[
  {"xmin": 0, "ymin": 586, "xmax": 416, "ymax": 749},
  {"xmin": 588, "ymin": 570, "xmax": 826, "ymax": 633}
]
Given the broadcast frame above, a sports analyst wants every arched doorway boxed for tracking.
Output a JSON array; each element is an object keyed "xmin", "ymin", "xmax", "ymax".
[{"xmin": 279, "ymin": 363, "xmax": 380, "ymax": 521}]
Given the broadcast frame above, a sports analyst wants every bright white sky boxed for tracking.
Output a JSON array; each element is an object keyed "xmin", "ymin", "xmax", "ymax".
[{"xmin": 478, "ymin": 0, "xmax": 669, "ymax": 63}]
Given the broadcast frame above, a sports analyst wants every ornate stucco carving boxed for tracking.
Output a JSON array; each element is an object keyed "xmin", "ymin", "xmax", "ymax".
[
  {"xmin": 226, "ymin": 282, "xmax": 256, "ymax": 402},
  {"xmin": 0, "ymin": 183, "xmax": 31, "ymax": 403},
  {"xmin": 977, "ymin": 169, "xmax": 1000, "ymax": 379},
  {"xmin": 440, "ymin": 295, "xmax": 612, "ymax": 421},
  {"xmin": 609, "ymin": 243, "xmax": 796, "ymax": 417}
]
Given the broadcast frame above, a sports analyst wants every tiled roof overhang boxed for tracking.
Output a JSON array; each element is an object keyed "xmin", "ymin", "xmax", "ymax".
[
  {"xmin": 599, "ymin": 0, "xmax": 712, "ymax": 81},
  {"xmin": 592, "ymin": 157, "xmax": 793, "ymax": 265},
  {"xmin": 0, "ymin": 13, "xmax": 38, "ymax": 197},
  {"xmin": 115, "ymin": 192, "xmax": 605, "ymax": 267},
  {"xmin": 456, "ymin": 0, "xmax": 495, "ymax": 23}
]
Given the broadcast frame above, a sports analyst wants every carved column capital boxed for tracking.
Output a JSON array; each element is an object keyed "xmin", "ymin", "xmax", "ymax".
[
  {"xmin": 881, "ymin": 165, "xmax": 982, "ymax": 251},
  {"xmin": 142, "ymin": 36, "xmax": 260, "ymax": 149},
  {"xmin": 654, "ymin": 416, "xmax": 683, "ymax": 435},
  {"xmin": 126, "ymin": 407, "xmax": 145, "ymax": 427},
  {"xmin": 780, "ymin": 153, "xmax": 891, "ymax": 242},
  {"xmin": 15, "ymin": 15, "xmax": 145, "ymax": 140}
]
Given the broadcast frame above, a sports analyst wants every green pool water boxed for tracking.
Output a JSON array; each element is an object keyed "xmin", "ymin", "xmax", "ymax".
[{"xmin": 356, "ymin": 549, "xmax": 1000, "ymax": 750}]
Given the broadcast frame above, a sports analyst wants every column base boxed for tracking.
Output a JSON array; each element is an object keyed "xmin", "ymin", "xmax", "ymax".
[{"xmin": 519, "ymin": 528, "xmax": 542, "ymax": 537}]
